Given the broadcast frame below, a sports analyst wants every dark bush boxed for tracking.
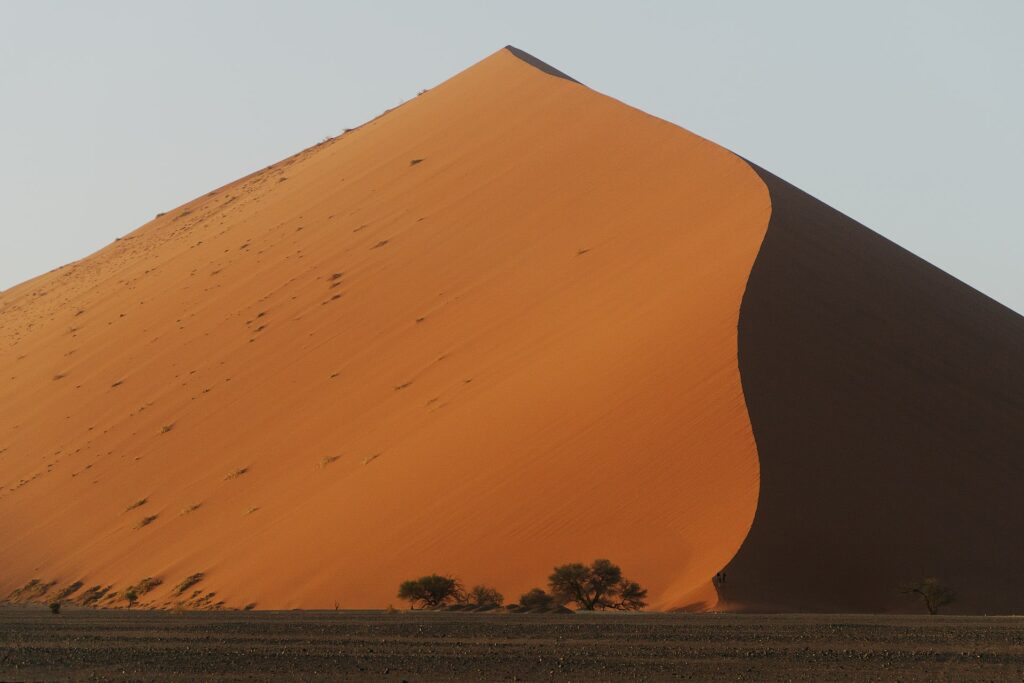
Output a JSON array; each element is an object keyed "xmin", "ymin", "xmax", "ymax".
[
  {"xmin": 518, "ymin": 587, "xmax": 555, "ymax": 610},
  {"xmin": 397, "ymin": 574, "xmax": 463, "ymax": 609},
  {"xmin": 549, "ymin": 559, "xmax": 647, "ymax": 611},
  {"xmin": 901, "ymin": 578, "xmax": 955, "ymax": 615},
  {"xmin": 467, "ymin": 585, "xmax": 504, "ymax": 607}
]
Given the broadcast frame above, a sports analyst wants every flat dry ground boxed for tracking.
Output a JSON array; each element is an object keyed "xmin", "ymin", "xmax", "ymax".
[{"xmin": 2, "ymin": 608, "xmax": 1022, "ymax": 681}]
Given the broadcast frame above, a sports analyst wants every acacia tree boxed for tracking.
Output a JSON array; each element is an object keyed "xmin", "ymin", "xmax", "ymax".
[
  {"xmin": 548, "ymin": 559, "xmax": 647, "ymax": 611},
  {"xmin": 518, "ymin": 588, "xmax": 555, "ymax": 609},
  {"xmin": 467, "ymin": 585, "xmax": 504, "ymax": 607},
  {"xmin": 397, "ymin": 574, "xmax": 463, "ymax": 609},
  {"xmin": 124, "ymin": 589, "xmax": 139, "ymax": 609},
  {"xmin": 901, "ymin": 578, "xmax": 955, "ymax": 615}
]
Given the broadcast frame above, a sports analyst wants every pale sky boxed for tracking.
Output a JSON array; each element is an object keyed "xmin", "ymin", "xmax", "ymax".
[{"xmin": 1, "ymin": 1, "xmax": 1021, "ymax": 313}]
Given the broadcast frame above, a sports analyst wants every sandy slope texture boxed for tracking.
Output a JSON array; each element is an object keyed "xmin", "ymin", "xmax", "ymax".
[{"xmin": 0, "ymin": 47, "xmax": 770, "ymax": 610}]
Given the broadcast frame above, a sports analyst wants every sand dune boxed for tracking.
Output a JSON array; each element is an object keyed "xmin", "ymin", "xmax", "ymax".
[
  {"xmin": 727, "ymin": 166, "xmax": 1024, "ymax": 613},
  {"xmin": 1, "ymin": 47, "xmax": 1020, "ymax": 613}
]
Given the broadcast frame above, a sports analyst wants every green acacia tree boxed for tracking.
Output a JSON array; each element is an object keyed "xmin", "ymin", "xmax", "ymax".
[
  {"xmin": 397, "ymin": 574, "xmax": 463, "ymax": 609},
  {"xmin": 548, "ymin": 559, "xmax": 647, "ymax": 611},
  {"xmin": 467, "ymin": 585, "xmax": 504, "ymax": 607}
]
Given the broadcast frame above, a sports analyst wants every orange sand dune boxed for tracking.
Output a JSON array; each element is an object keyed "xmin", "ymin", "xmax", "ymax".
[
  {"xmin": 3, "ymin": 47, "xmax": 1022, "ymax": 614},
  {"xmin": 0, "ymin": 47, "xmax": 769, "ymax": 611}
]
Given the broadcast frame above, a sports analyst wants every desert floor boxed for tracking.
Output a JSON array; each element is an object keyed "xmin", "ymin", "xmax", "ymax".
[{"xmin": 2, "ymin": 607, "xmax": 1022, "ymax": 681}]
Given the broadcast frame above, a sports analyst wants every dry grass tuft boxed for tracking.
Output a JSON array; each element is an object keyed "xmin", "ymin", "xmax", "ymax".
[
  {"xmin": 135, "ymin": 514, "xmax": 159, "ymax": 529},
  {"xmin": 225, "ymin": 467, "xmax": 249, "ymax": 480}
]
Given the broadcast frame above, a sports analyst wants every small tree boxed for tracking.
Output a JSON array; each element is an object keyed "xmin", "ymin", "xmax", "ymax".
[
  {"xmin": 901, "ymin": 578, "xmax": 955, "ymax": 615},
  {"xmin": 549, "ymin": 559, "xmax": 648, "ymax": 611},
  {"xmin": 467, "ymin": 585, "xmax": 504, "ymax": 607},
  {"xmin": 49, "ymin": 602, "xmax": 61, "ymax": 615},
  {"xmin": 519, "ymin": 588, "xmax": 555, "ymax": 610},
  {"xmin": 124, "ymin": 589, "xmax": 139, "ymax": 609},
  {"xmin": 397, "ymin": 574, "xmax": 463, "ymax": 609}
]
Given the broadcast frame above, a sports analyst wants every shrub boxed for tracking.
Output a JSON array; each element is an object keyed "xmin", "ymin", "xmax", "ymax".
[
  {"xmin": 548, "ymin": 559, "xmax": 648, "ymax": 611},
  {"xmin": 125, "ymin": 498, "xmax": 147, "ymax": 511},
  {"xmin": 901, "ymin": 578, "xmax": 955, "ymax": 615},
  {"xmin": 49, "ymin": 602, "xmax": 61, "ymax": 615},
  {"xmin": 129, "ymin": 577, "xmax": 162, "ymax": 596},
  {"xmin": 54, "ymin": 581, "xmax": 84, "ymax": 601},
  {"xmin": 174, "ymin": 573, "xmax": 204, "ymax": 596},
  {"xmin": 80, "ymin": 585, "xmax": 110, "ymax": 606},
  {"xmin": 124, "ymin": 589, "xmax": 138, "ymax": 608},
  {"xmin": 519, "ymin": 588, "xmax": 555, "ymax": 610},
  {"xmin": 467, "ymin": 585, "xmax": 504, "ymax": 607},
  {"xmin": 135, "ymin": 515, "xmax": 158, "ymax": 529},
  {"xmin": 397, "ymin": 574, "xmax": 463, "ymax": 609}
]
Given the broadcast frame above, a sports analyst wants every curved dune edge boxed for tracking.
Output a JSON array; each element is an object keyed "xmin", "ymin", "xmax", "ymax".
[
  {"xmin": 0, "ymin": 48, "xmax": 771, "ymax": 611},
  {"xmin": 728, "ymin": 163, "xmax": 1024, "ymax": 614}
]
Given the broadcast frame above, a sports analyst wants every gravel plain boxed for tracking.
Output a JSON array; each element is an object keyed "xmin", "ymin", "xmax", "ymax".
[{"xmin": 2, "ymin": 607, "xmax": 1022, "ymax": 681}]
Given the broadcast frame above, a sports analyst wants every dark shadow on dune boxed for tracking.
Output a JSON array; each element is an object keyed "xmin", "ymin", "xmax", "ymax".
[
  {"xmin": 728, "ymin": 163, "xmax": 1024, "ymax": 613},
  {"xmin": 505, "ymin": 46, "xmax": 581, "ymax": 84}
]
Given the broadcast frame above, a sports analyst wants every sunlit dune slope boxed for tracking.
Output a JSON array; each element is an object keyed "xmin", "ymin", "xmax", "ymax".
[{"xmin": 0, "ymin": 47, "xmax": 770, "ymax": 610}]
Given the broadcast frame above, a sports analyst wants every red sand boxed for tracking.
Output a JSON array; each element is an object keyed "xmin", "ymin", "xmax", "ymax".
[{"xmin": 0, "ymin": 48, "xmax": 769, "ymax": 611}]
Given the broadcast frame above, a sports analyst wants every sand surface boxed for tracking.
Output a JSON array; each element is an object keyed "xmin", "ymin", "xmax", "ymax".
[{"xmin": 0, "ymin": 48, "xmax": 769, "ymax": 611}]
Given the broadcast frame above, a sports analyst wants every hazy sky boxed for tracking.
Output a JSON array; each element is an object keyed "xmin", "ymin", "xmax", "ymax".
[{"xmin": 2, "ymin": 1, "xmax": 1022, "ymax": 313}]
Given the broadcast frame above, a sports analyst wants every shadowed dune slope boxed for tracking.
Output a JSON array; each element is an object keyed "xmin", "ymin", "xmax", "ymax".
[
  {"xmin": 0, "ymin": 48, "xmax": 770, "ymax": 610},
  {"xmin": 728, "ymin": 165, "xmax": 1024, "ymax": 613}
]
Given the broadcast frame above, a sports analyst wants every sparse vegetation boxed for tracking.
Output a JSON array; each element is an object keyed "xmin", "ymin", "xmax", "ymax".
[
  {"xmin": 160, "ymin": 424, "xmax": 174, "ymax": 434},
  {"xmin": 48, "ymin": 602, "xmax": 61, "ymax": 615},
  {"xmin": 548, "ymin": 559, "xmax": 647, "ymax": 611},
  {"xmin": 318, "ymin": 455, "xmax": 341, "ymax": 468},
  {"xmin": 125, "ymin": 498, "xmax": 148, "ymax": 511},
  {"xmin": 135, "ymin": 514, "xmax": 158, "ymax": 529},
  {"xmin": 8, "ymin": 579, "xmax": 55, "ymax": 602},
  {"xmin": 174, "ymin": 573, "xmax": 205, "ymax": 596},
  {"xmin": 54, "ymin": 581, "xmax": 84, "ymax": 601},
  {"xmin": 397, "ymin": 574, "xmax": 463, "ymax": 609},
  {"xmin": 124, "ymin": 589, "xmax": 138, "ymax": 608},
  {"xmin": 225, "ymin": 467, "xmax": 249, "ymax": 480},
  {"xmin": 901, "ymin": 578, "xmax": 955, "ymax": 615},
  {"xmin": 519, "ymin": 587, "xmax": 555, "ymax": 610},
  {"xmin": 467, "ymin": 585, "xmax": 504, "ymax": 607},
  {"xmin": 80, "ymin": 585, "xmax": 110, "ymax": 606},
  {"xmin": 181, "ymin": 503, "xmax": 202, "ymax": 515},
  {"xmin": 129, "ymin": 577, "xmax": 163, "ymax": 597}
]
